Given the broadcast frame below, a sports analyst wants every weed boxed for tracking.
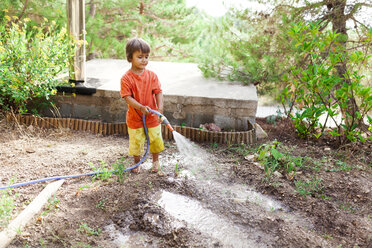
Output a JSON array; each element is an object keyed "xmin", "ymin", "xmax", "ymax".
[
  {"xmin": 41, "ymin": 194, "xmax": 60, "ymax": 216},
  {"xmin": 148, "ymin": 181, "xmax": 153, "ymax": 190},
  {"xmin": 90, "ymin": 161, "xmax": 112, "ymax": 182},
  {"xmin": 226, "ymin": 144, "xmax": 255, "ymax": 156},
  {"xmin": 325, "ymin": 159, "xmax": 361, "ymax": 172},
  {"xmin": 271, "ymin": 181, "xmax": 282, "ymax": 188},
  {"xmin": 323, "ymin": 234, "xmax": 334, "ymax": 240},
  {"xmin": 39, "ymin": 238, "xmax": 46, "ymax": 248},
  {"xmin": 295, "ymin": 178, "xmax": 324, "ymax": 196},
  {"xmin": 318, "ymin": 194, "xmax": 332, "ymax": 200},
  {"xmin": 174, "ymin": 162, "xmax": 180, "ymax": 177},
  {"xmin": 0, "ymin": 186, "xmax": 15, "ymax": 227},
  {"xmin": 338, "ymin": 201, "xmax": 356, "ymax": 213},
  {"xmin": 112, "ymin": 157, "xmax": 130, "ymax": 183},
  {"xmin": 96, "ymin": 199, "xmax": 107, "ymax": 210},
  {"xmin": 77, "ymin": 222, "xmax": 101, "ymax": 236},
  {"xmin": 211, "ymin": 142, "xmax": 218, "ymax": 149}
]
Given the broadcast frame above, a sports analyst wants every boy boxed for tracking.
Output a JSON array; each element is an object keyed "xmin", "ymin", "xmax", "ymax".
[{"xmin": 120, "ymin": 38, "xmax": 164, "ymax": 173}]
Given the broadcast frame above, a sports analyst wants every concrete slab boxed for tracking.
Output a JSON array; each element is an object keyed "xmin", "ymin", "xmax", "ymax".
[{"xmin": 53, "ymin": 59, "xmax": 258, "ymax": 131}]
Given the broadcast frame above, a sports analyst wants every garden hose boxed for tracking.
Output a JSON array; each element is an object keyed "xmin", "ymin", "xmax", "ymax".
[{"xmin": 0, "ymin": 113, "xmax": 153, "ymax": 190}]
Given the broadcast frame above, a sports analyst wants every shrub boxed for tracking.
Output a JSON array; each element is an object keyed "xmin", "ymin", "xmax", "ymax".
[
  {"xmin": 0, "ymin": 14, "xmax": 74, "ymax": 114},
  {"xmin": 278, "ymin": 21, "xmax": 372, "ymax": 144}
]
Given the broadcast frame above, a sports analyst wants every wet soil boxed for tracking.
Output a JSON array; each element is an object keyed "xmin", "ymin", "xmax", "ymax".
[{"xmin": 0, "ymin": 116, "xmax": 371, "ymax": 247}]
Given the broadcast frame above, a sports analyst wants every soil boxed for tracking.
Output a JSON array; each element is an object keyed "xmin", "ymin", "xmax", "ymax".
[{"xmin": 0, "ymin": 115, "xmax": 371, "ymax": 248}]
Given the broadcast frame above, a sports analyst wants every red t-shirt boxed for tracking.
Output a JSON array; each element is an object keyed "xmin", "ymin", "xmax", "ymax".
[{"xmin": 120, "ymin": 69, "xmax": 162, "ymax": 129}]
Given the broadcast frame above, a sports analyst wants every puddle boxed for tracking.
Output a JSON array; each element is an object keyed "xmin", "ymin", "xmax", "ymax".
[
  {"xmin": 213, "ymin": 182, "xmax": 286, "ymax": 212},
  {"xmin": 103, "ymin": 224, "xmax": 159, "ymax": 248},
  {"xmin": 155, "ymin": 190, "xmax": 273, "ymax": 247}
]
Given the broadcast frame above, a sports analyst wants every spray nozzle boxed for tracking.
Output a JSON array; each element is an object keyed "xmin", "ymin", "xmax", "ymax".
[{"xmin": 149, "ymin": 109, "xmax": 174, "ymax": 132}]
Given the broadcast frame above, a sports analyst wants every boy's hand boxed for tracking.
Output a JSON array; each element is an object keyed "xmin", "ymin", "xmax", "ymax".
[{"xmin": 140, "ymin": 105, "xmax": 151, "ymax": 115}]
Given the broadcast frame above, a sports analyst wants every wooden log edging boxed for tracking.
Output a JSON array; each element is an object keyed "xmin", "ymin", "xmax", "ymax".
[{"xmin": 5, "ymin": 113, "xmax": 256, "ymax": 145}]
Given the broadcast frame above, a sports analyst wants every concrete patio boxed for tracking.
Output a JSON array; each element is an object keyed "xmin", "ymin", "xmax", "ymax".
[{"xmin": 52, "ymin": 59, "xmax": 258, "ymax": 131}]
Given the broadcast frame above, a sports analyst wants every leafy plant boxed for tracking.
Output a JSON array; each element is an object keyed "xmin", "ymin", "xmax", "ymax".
[
  {"xmin": 0, "ymin": 13, "xmax": 75, "ymax": 114},
  {"xmin": 257, "ymin": 140, "xmax": 306, "ymax": 180},
  {"xmin": 295, "ymin": 178, "xmax": 324, "ymax": 196},
  {"xmin": 96, "ymin": 199, "xmax": 107, "ymax": 210},
  {"xmin": 0, "ymin": 188, "xmax": 15, "ymax": 227},
  {"xmin": 278, "ymin": 21, "xmax": 372, "ymax": 144},
  {"xmin": 90, "ymin": 161, "xmax": 112, "ymax": 182},
  {"xmin": 77, "ymin": 222, "xmax": 101, "ymax": 236},
  {"xmin": 112, "ymin": 158, "xmax": 130, "ymax": 183}
]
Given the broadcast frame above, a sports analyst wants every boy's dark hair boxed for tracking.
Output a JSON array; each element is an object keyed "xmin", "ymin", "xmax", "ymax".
[{"xmin": 126, "ymin": 38, "xmax": 150, "ymax": 62}]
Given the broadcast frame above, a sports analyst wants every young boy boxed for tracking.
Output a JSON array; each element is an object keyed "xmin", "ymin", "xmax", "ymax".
[{"xmin": 120, "ymin": 38, "xmax": 164, "ymax": 173}]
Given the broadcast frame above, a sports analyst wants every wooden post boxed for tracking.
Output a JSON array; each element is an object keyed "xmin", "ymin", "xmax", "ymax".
[
  {"xmin": 122, "ymin": 123, "xmax": 127, "ymax": 135},
  {"xmin": 0, "ymin": 180, "xmax": 64, "ymax": 248}
]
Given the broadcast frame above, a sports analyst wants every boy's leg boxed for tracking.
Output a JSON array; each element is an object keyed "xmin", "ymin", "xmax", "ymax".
[
  {"xmin": 132, "ymin": 155, "xmax": 141, "ymax": 173},
  {"xmin": 152, "ymin": 153, "xmax": 159, "ymax": 173},
  {"xmin": 128, "ymin": 127, "xmax": 146, "ymax": 173},
  {"xmin": 148, "ymin": 125, "xmax": 164, "ymax": 173}
]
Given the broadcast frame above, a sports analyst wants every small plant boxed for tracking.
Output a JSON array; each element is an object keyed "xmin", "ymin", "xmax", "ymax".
[
  {"xmin": 41, "ymin": 194, "xmax": 60, "ymax": 216},
  {"xmin": 211, "ymin": 142, "xmax": 218, "ymax": 149},
  {"xmin": 257, "ymin": 140, "xmax": 306, "ymax": 180},
  {"xmin": 90, "ymin": 161, "xmax": 112, "ymax": 182},
  {"xmin": 39, "ymin": 238, "xmax": 46, "ymax": 248},
  {"xmin": 96, "ymin": 199, "xmax": 107, "ymax": 210},
  {"xmin": 148, "ymin": 181, "xmax": 153, "ymax": 190},
  {"xmin": 0, "ymin": 186, "xmax": 15, "ymax": 227},
  {"xmin": 77, "ymin": 222, "xmax": 101, "ymax": 236},
  {"xmin": 295, "ymin": 178, "xmax": 324, "ymax": 196},
  {"xmin": 174, "ymin": 162, "xmax": 180, "ymax": 177},
  {"xmin": 112, "ymin": 157, "xmax": 130, "ymax": 183},
  {"xmin": 325, "ymin": 159, "xmax": 360, "ymax": 172},
  {"xmin": 338, "ymin": 201, "xmax": 356, "ymax": 213}
]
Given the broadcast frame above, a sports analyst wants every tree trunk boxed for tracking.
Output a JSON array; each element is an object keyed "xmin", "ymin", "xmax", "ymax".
[
  {"xmin": 87, "ymin": 0, "xmax": 96, "ymax": 60},
  {"xmin": 330, "ymin": 0, "xmax": 359, "ymax": 127}
]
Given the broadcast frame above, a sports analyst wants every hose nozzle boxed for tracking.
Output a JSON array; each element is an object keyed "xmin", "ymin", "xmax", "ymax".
[
  {"xmin": 166, "ymin": 123, "xmax": 174, "ymax": 132},
  {"xmin": 149, "ymin": 109, "xmax": 174, "ymax": 132}
]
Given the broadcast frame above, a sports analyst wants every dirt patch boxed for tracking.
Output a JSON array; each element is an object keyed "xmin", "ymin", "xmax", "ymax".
[{"xmin": 0, "ymin": 116, "xmax": 371, "ymax": 247}]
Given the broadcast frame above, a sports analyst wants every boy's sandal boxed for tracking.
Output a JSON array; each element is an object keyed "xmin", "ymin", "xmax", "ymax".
[{"xmin": 152, "ymin": 161, "xmax": 159, "ymax": 173}]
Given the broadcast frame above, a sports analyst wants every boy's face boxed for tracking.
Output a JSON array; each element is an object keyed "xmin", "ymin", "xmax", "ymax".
[{"xmin": 131, "ymin": 50, "xmax": 149, "ymax": 73}]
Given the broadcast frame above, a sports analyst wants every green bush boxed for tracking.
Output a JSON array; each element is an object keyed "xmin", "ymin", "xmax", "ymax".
[
  {"xmin": 278, "ymin": 21, "xmax": 372, "ymax": 143},
  {"xmin": 0, "ymin": 14, "xmax": 74, "ymax": 114}
]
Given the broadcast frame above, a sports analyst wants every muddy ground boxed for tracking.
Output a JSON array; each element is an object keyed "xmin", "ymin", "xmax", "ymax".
[{"xmin": 0, "ymin": 115, "xmax": 371, "ymax": 248}]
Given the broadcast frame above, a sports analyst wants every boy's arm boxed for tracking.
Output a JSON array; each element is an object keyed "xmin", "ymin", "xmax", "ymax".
[
  {"xmin": 155, "ymin": 92, "xmax": 164, "ymax": 114},
  {"xmin": 124, "ymin": 96, "xmax": 150, "ymax": 115}
]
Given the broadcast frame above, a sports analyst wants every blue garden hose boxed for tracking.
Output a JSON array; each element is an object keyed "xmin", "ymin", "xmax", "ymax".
[{"xmin": 0, "ymin": 114, "xmax": 151, "ymax": 190}]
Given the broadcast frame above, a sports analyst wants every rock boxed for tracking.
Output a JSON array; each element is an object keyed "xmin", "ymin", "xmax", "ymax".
[
  {"xmin": 273, "ymin": 171, "xmax": 283, "ymax": 178},
  {"xmin": 199, "ymin": 123, "xmax": 221, "ymax": 132},
  {"xmin": 25, "ymin": 147, "xmax": 36, "ymax": 153},
  {"xmin": 244, "ymin": 154, "xmax": 255, "ymax": 161},
  {"xmin": 255, "ymin": 123, "xmax": 268, "ymax": 139}
]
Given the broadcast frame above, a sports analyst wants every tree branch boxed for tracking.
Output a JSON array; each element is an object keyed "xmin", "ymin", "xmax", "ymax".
[{"xmin": 16, "ymin": 0, "xmax": 29, "ymax": 22}]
